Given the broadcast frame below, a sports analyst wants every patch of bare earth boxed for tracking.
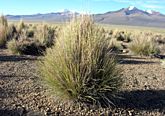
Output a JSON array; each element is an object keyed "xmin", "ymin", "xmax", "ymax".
[{"xmin": 0, "ymin": 49, "xmax": 165, "ymax": 116}]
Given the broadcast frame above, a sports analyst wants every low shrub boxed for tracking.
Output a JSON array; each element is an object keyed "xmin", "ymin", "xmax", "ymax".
[
  {"xmin": 39, "ymin": 16, "xmax": 123, "ymax": 106},
  {"xmin": 7, "ymin": 28, "xmax": 46, "ymax": 55},
  {"xmin": 129, "ymin": 34, "xmax": 160, "ymax": 56},
  {"xmin": 7, "ymin": 39, "xmax": 45, "ymax": 55},
  {"xmin": 17, "ymin": 40, "xmax": 45, "ymax": 55}
]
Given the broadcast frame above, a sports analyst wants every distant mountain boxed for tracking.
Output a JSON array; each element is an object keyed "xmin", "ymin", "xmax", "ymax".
[
  {"xmin": 94, "ymin": 6, "xmax": 165, "ymax": 28},
  {"xmin": 6, "ymin": 9, "xmax": 79, "ymax": 22},
  {"xmin": 6, "ymin": 7, "xmax": 165, "ymax": 28}
]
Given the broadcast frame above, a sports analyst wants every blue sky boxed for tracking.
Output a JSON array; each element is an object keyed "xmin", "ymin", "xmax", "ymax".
[{"xmin": 0, "ymin": 0, "xmax": 165, "ymax": 15}]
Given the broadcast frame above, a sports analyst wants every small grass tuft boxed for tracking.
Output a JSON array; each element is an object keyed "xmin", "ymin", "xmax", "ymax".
[
  {"xmin": 161, "ymin": 60, "xmax": 165, "ymax": 69},
  {"xmin": 7, "ymin": 39, "xmax": 20, "ymax": 54}
]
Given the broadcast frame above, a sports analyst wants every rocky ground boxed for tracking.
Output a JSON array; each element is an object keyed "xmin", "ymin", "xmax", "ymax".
[{"xmin": 0, "ymin": 49, "xmax": 165, "ymax": 116}]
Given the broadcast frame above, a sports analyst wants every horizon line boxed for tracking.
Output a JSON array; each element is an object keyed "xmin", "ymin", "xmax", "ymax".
[{"xmin": 3, "ymin": 6, "xmax": 164, "ymax": 16}]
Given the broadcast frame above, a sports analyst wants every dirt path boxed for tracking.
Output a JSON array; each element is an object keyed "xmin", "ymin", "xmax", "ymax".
[{"xmin": 0, "ymin": 49, "xmax": 165, "ymax": 116}]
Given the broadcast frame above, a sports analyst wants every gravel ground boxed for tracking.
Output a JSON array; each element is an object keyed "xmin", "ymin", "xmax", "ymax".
[{"xmin": 0, "ymin": 49, "xmax": 165, "ymax": 116}]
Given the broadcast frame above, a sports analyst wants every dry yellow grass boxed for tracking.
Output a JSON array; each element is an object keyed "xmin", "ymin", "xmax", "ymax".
[{"xmin": 39, "ymin": 15, "xmax": 123, "ymax": 106}]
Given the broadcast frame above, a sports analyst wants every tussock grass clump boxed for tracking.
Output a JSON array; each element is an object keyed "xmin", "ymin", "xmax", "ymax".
[
  {"xmin": 39, "ymin": 16, "xmax": 123, "ymax": 106},
  {"xmin": 7, "ymin": 24, "xmax": 17, "ymax": 40},
  {"xmin": 0, "ymin": 26, "xmax": 7, "ymax": 47},
  {"xmin": 17, "ymin": 20, "xmax": 26, "ymax": 33},
  {"xmin": 7, "ymin": 39, "xmax": 19, "ymax": 54},
  {"xmin": 0, "ymin": 15, "xmax": 8, "ymax": 47},
  {"xmin": 129, "ymin": 34, "xmax": 160, "ymax": 56},
  {"xmin": 0, "ymin": 15, "xmax": 8, "ymax": 27},
  {"xmin": 109, "ymin": 38, "xmax": 122, "ymax": 52},
  {"xmin": 35, "ymin": 24, "xmax": 56, "ymax": 47}
]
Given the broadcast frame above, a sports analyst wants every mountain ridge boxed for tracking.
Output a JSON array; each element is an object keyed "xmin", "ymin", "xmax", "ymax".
[{"xmin": 6, "ymin": 6, "xmax": 165, "ymax": 28}]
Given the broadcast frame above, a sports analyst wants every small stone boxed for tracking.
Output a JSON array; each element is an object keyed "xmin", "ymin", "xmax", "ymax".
[
  {"xmin": 90, "ymin": 109, "xmax": 93, "ymax": 112},
  {"xmin": 46, "ymin": 108, "xmax": 51, "ymax": 112},
  {"xmin": 45, "ymin": 107, "xmax": 52, "ymax": 115},
  {"xmin": 16, "ymin": 106, "xmax": 26, "ymax": 115},
  {"xmin": 128, "ymin": 110, "xmax": 132, "ymax": 116},
  {"xmin": 55, "ymin": 111, "xmax": 61, "ymax": 116},
  {"xmin": 153, "ymin": 76, "xmax": 157, "ymax": 80},
  {"xmin": 37, "ymin": 105, "xmax": 43, "ymax": 109},
  {"xmin": 144, "ymin": 84, "xmax": 147, "ymax": 89},
  {"xmin": 27, "ymin": 111, "xmax": 44, "ymax": 116},
  {"xmin": 122, "ymin": 49, "xmax": 129, "ymax": 53}
]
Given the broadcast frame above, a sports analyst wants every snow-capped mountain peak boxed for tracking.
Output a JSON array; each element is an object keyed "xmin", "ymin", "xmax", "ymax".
[
  {"xmin": 58, "ymin": 9, "xmax": 78, "ymax": 16},
  {"xmin": 146, "ymin": 10, "xmax": 153, "ymax": 14},
  {"xmin": 128, "ymin": 6, "xmax": 135, "ymax": 10}
]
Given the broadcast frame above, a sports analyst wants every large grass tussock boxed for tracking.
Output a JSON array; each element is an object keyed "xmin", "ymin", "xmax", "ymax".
[{"xmin": 39, "ymin": 16, "xmax": 123, "ymax": 106}]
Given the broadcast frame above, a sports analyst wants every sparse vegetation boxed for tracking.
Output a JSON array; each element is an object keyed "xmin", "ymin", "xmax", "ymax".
[
  {"xmin": 129, "ymin": 33, "xmax": 160, "ymax": 56},
  {"xmin": 0, "ymin": 15, "xmax": 8, "ymax": 47},
  {"xmin": 35, "ymin": 24, "xmax": 57, "ymax": 47},
  {"xmin": 7, "ymin": 28, "xmax": 45, "ymax": 55},
  {"xmin": 0, "ymin": 15, "xmax": 8, "ymax": 27},
  {"xmin": 7, "ymin": 39, "xmax": 45, "ymax": 55},
  {"xmin": 1, "ymin": 2, "xmax": 165, "ymax": 115},
  {"xmin": 0, "ymin": 26, "xmax": 7, "ymax": 47},
  {"xmin": 17, "ymin": 19, "xmax": 26, "ymax": 34},
  {"xmin": 109, "ymin": 38, "xmax": 123, "ymax": 52},
  {"xmin": 1, "ymin": 14, "xmax": 164, "ymax": 57},
  {"xmin": 39, "ymin": 16, "xmax": 123, "ymax": 106},
  {"xmin": 1, "ymin": 15, "xmax": 165, "ymax": 116},
  {"xmin": 7, "ymin": 39, "xmax": 19, "ymax": 54},
  {"xmin": 6, "ymin": 20, "xmax": 57, "ymax": 55}
]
